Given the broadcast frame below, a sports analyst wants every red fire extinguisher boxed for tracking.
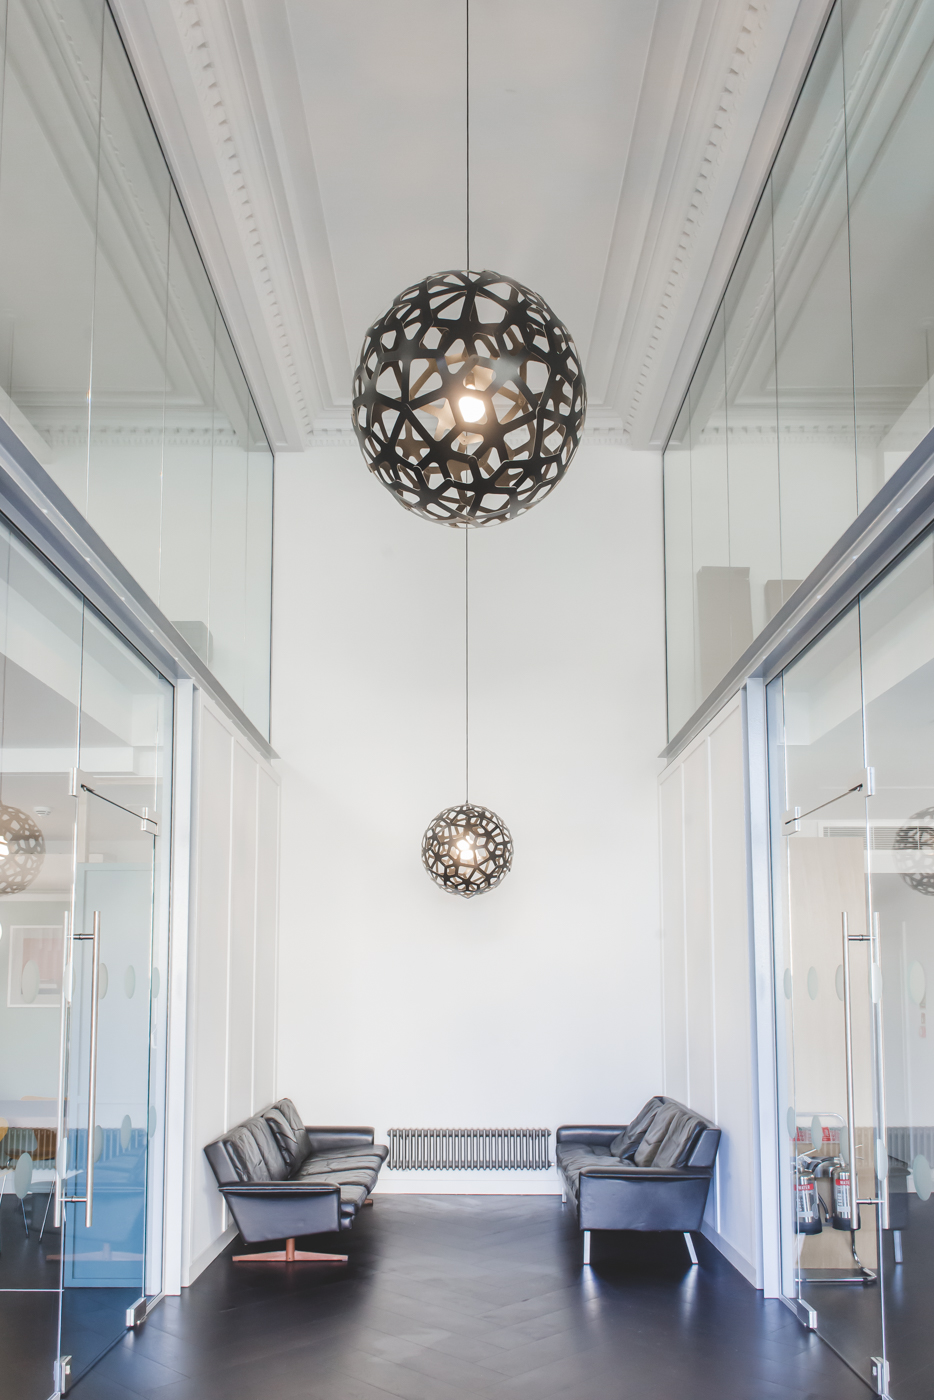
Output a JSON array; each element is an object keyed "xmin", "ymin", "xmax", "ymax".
[
  {"xmin": 831, "ymin": 1160, "xmax": 858, "ymax": 1231},
  {"xmin": 794, "ymin": 1158, "xmax": 822, "ymax": 1234}
]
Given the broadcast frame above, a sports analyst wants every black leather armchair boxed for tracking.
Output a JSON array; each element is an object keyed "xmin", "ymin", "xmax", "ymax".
[
  {"xmin": 557, "ymin": 1096, "xmax": 721, "ymax": 1265},
  {"xmin": 204, "ymin": 1100, "xmax": 388, "ymax": 1262}
]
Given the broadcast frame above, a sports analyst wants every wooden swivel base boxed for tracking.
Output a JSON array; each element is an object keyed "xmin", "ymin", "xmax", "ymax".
[{"xmin": 233, "ymin": 1237, "xmax": 347, "ymax": 1263}]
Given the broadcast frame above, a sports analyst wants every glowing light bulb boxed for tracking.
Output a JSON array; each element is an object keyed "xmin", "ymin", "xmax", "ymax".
[
  {"xmin": 456, "ymin": 838, "xmax": 475, "ymax": 864},
  {"xmin": 458, "ymin": 394, "xmax": 485, "ymax": 423}
]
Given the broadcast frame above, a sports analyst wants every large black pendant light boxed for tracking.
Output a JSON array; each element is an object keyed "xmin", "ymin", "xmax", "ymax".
[
  {"xmin": 351, "ymin": 4, "xmax": 586, "ymax": 530},
  {"xmin": 353, "ymin": 269, "xmax": 585, "ymax": 527}
]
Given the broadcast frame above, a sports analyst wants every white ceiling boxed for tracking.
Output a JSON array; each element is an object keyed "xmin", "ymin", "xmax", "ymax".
[{"xmin": 111, "ymin": 0, "xmax": 832, "ymax": 451}]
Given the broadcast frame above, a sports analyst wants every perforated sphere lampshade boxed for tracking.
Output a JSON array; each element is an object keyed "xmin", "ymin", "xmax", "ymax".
[
  {"xmin": 353, "ymin": 269, "xmax": 586, "ymax": 527},
  {"xmin": 421, "ymin": 803, "xmax": 513, "ymax": 898},
  {"xmin": 894, "ymin": 807, "xmax": 934, "ymax": 894},
  {"xmin": 0, "ymin": 804, "xmax": 45, "ymax": 895}
]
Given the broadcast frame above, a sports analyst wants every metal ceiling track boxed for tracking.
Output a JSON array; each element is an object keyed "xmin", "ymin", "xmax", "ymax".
[
  {"xmin": 661, "ymin": 421, "xmax": 934, "ymax": 764},
  {"xmin": 0, "ymin": 413, "xmax": 275, "ymax": 762}
]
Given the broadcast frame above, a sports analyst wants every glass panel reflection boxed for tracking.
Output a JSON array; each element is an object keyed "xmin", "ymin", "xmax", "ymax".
[
  {"xmin": 663, "ymin": 0, "xmax": 934, "ymax": 740},
  {"xmin": 0, "ymin": 0, "xmax": 273, "ymax": 737},
  {"xmin": 85, "ymin": 7, "xmax": 170, "ymax": 604}
]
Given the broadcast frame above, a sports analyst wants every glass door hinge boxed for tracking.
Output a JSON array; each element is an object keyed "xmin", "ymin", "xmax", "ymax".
[
  {"xmin": 54, "ymin": 1355, "xmax": 72, "ymax": 1394},
  {"xmin": 126, "ymin": 1296, "xmax": 147, "ymax": 1328},
  {"xmin": 870, "ymin": 1355, "xmax": 890, "ymax": 1395}
]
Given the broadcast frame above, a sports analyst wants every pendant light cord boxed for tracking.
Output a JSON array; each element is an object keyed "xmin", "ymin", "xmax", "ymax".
[
  {"xmin": 465, "ymin": 527, "xmax": 470, "ymax": 803},
  {"xmin": 464, "ymin": 0, "xmax": 471, "ymax": 805},
  {"xmin": 466, "ymin": 0, "xmax": 470, "ymax": 271}
]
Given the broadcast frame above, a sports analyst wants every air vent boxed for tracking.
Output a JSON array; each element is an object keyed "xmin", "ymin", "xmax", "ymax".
[{"xmin": 388, "ymin": 1127, "xmax": 551, "ymax": 1171}]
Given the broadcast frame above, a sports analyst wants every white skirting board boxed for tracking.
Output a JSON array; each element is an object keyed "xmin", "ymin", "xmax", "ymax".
[
  {"xmin": 377, "ymin": 1167, "xmax": 560, "ymax": 1195},
  {"xmin": 184, "ymin": 1223, "xmax": 238, "ymax": 1287},
  {"xmin": 701, "ymin": 1219, "xmax": 760, "ymax": 1288}
]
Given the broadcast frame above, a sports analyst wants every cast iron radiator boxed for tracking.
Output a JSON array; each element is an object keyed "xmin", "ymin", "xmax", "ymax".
[{"xmin": 387, "ymin": 1127, "xmax": 551, "ymax": 1171}]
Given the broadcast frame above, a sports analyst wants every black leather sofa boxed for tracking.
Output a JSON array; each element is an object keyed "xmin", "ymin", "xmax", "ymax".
[
  {"xmin": 204, "ymin": 1098, "xmax": 388, "ymax": 1262},
  {"xmin": 557, "ymin": 1096, "xmax": 721, "ymax": 1265}
]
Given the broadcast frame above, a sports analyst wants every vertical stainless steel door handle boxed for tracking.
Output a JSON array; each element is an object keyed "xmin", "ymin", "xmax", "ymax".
[
  {"xmin": 841, "ymin": 911, "xmax": 883, "ymax": 1214},
  {"xmin": 870, "ymin": 911, "xmax": 890, "ymax": 1230},
  {"xmin": 53, "ymin": 910, "xmax": 71, "ymax": 1230},
  {"xmin": 85, "ymin": 910, "xmax": 101, "ymax": 1228},
  {"xmin": 841, "ymin": 912, "xmax": 859, "ymax": 1218}
]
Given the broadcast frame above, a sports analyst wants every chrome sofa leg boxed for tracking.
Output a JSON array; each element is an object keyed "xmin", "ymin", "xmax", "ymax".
[
  {"xmin": 561, "ymin": 1190, "xmax": 566, "ymax": 1204},
  {"xmin": 893, "ymin": 1230, "xmax": 904, "ymax": 1264},
  {"xmin": 684, "ymin": 1232, "xmax": 698, "ymax": 1265},
  {"xmin": 583, "ymin": 1229, "xmax": 591, "ymax": 1265}
]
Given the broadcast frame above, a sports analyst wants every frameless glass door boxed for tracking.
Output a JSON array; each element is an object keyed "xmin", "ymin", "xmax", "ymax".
[
  {"xmin": 58, "ymin": 786, "xmax": 156, "ymax": 1377},
  {"xmin": 770, "ymin": 527, "xmax": 934, "ymax": 1395},
  {"xmin": 0, "ymin": 524, "xmax": 82, "ymax": 1400},
  {"xmin": 769, "ymin": 605, "xmax": 885, "ymax": 1391},
  {"xmin": 57, "ymin": 608, "xmax": 171, "ymax": 1385},
  {"xmin": 860, "ymin": 533, "xmax": 934, "ymax": 1399}
]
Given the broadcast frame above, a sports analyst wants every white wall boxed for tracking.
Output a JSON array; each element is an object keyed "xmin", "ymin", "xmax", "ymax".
[
  {"xmin": 271, "ymin": 441, "xmax": 666, "ymax": 1193},
  {"xmin": 179, "ymin": 691, "xmax": 280, "ymax": 1284},
  {"xmin": 659, "ymin": 694, "xmax": 762, "ymax": 1284}
]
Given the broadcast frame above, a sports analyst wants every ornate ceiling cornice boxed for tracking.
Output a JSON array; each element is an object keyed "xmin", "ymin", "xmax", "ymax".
[
  {"xmin": 112, "ymin": 0, "xmax": 830, "ymax": 455},
  {"xmin": 170, "ymin": 0, "xmax": 314, "ymax": 440},
  {"xmin": 621, "ymin": 2, "xmax": 772, "ymax": 438}
]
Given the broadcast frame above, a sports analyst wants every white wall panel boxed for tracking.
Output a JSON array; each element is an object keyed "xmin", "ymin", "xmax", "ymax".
[
  {"xmin": 253, "ymin": 767, "xmax": 280, "ymax": 1108},
  {"xmin": 181, "ymin": 693, "xmax": 280, "ymax": 1285},
  {"xmin": 184, "ymin": 706, "xmax": 231, "ymax": 1270},
  {"xmin": 683, "ymin": 744, "xmax": 716, "ymax": 1121},
  {"xmin": 659, "ymin": 693, "xmax": 760, "ymax": 1284},
  {"xmin": 709, "ymin": 705, "xmax": 757, "ymax": 1271},
  {"xmin": 227, "ymin": 744, "xmax": 257, "ymax": 1127},
  {"xmin": 660, "ymin": 767, "xmax": 688, "ymax": 1101}
]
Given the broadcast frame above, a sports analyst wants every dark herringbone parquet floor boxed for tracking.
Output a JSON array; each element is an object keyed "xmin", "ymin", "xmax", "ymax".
[{"xmin": 70, "ymin": 1194, "xmax": 870, "ymax": 1400}]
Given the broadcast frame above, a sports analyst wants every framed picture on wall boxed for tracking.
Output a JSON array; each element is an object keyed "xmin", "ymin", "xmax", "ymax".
[{"xmin": 7, "ymin": 926, "xmax": 64, "ymax": 1007}]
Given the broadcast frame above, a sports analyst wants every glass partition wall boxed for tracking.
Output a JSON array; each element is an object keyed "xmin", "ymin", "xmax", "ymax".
[
  {"xmin": 0, "ymin": 0, "xmax": 273, "ymax": 736},
  {"xmin": 665, "ymin": 0, "xmax": 934, "ymax": 740},
  {"xmin": 769, "ymin": 525, "xmax": 934, "ymax": 1397},
  {"xmin": 0, "ymin": 522, "xmax": 172, "ymax": 1398}
]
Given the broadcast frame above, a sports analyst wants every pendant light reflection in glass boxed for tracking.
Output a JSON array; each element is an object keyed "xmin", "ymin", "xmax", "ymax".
[
  {"xmin": 894, "ymin": 807, "xmax": 934, "ymax": 894},
  {"xmin": 0, "ymin": 804, "xmax": 45, "ymax": 894},
  {"xmin": 422, "ymin": 801, "xmax": 513, "ymax": 898},
  {"xmin": 353, "ymin": 269, "xmax": 586, "ymax": 527}
]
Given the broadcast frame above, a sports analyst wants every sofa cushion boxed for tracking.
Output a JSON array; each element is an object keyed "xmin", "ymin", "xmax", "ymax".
[
  {"xmin": 610, "ymin": 1098, "xmax": 665, "ymax": 1160},
  {"xmin": 556, "ymin": 1144, "xmax": 612, "ymax": 1176},
  {"xmin": 245, "ymin": 1116, "xmax": 289, "ymax": 1181},
  {"xmin": 295, "ymin": 1162, "xmax": 379, "ymax": 1192},
  {"xmin": 265, "ymin": 1099, "xmax": 313, "ymax": 1171},
  {"xmin": 633, "ymin": 1102, "xmax": 681, "ymax": 1166},
  {"xmin": 302, "ymin": 1152, "xmax": 385, "ymax": 1173},
  {"xmin": 653, "ymin": 1110, "xmax": 704, "ymax": 1169},
  {"xmin": 227, "ymin": 1123, "xmax": 273, "ymax": 1183},
  {"xmin": 314, "ymin": 1141, "xmax": 388, "ymax": 1164}
]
